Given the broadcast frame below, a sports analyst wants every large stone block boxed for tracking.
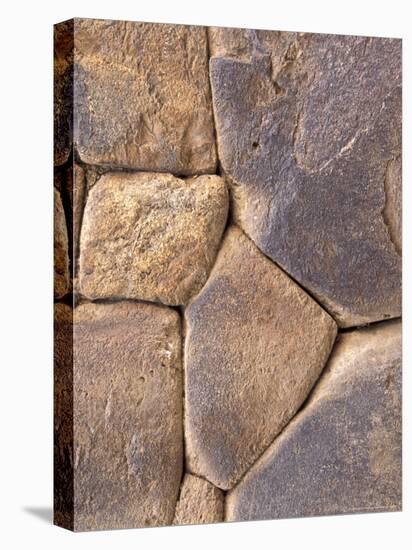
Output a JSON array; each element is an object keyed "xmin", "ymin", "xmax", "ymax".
[
  {"xmin": 185, "ymin": 226, "xmax": 337, "ymax": 490},
  {"xmin": 54, "ymin": 302, "xmax": 183, "ymax": 531},
  {"xmin": 79, "ymin": 172, "xmax": 228, "ymax": 305},
  {"xmin": 73, "ymin": 19, "xmax": 217, "ymax": 174},
  {"xmin": 210, "ymin": 30, "xmax": 401, "ymax": 327},
  {"xmin": 226, "ymin": 321, "xmax": 402, "ymax": 520}
]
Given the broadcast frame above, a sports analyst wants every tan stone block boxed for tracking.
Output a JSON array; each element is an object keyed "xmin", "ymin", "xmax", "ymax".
[
  {"xmin": 59, "ymin": 302, "xmax": 183, "ymax": 531},
  {"xmin": 79, "ymin": 172, "xmax": 228, "ymax": 305},
  {"xmin": 74, "ymin": 19, "xmax": 216, "ymax": 174},
  {"xmin": 173, "ymin": 474, "xmax": 224, "ymax": 525}
]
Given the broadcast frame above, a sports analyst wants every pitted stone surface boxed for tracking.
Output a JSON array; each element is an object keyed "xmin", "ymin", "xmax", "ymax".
[
  {"xmin": 185, "ymin": 226, "xmax": 337, "ymax": 490},
  {"xmin": 226, "ymin": 321, "xmax": 402, "ymax": 521},
  {"xmin": 79, "ymin": 172, "xmax": 228, "ymax": 305},
  {"xmin": 54, "ymin": 20, "xmax": 73, "ymax": 166},
  {"xmin": 210, "ymin": 31, "xmax": 401, "ymax": 327},
  {"xmin": 74, "ymin": 19, "xmax": 216, "ymax": 174},
  {"xmin": 173, "ymin": 474, "xmax": 224, "ymax": 525},
  {"xmin": 72, "ymin": 302, "xmax": 182, "ymax": 531},
  {"xmin": 54, "ymin": 188, "xmax": 70, "ymax": 298}
]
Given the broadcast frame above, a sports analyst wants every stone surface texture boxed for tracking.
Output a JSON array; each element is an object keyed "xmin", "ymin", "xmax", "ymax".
[
  {"xmin": 185, "ymin": 226, "xmax": 337, "ymax": 490},
  {"xmin": 74, "ymin": 19, "xmax": 216, "ymax": 174},
  {"xmin": 54, "ymin": 188, "xmax": 70, "ymax": 298},
  {"xmin": 54, "ymin": 20, "xmax": 73, "ymax": 166},
  {"xmin": 79, "ymin": 172, "xmax": 228, "ymax": 305},
  {"xmin": 209, "ymin": 30, "xmax": 401, "ymax": 327},
  {"xmin": 54, "ymin": 20, "xmax": 402, "ymax": 531},
  {"xmin": 54, "ymin": 304, "xmax": 74, "ymax": 530},
  {"xmin": 173, "ymin": 474, "xmax": 224, "ymax": 525},
  {"xmin": 226, "ymin": 320, "xmax": 402, "ymax": 521},
  {"xmin": 72, "ymin": 302, "xmax": 183, "ymax": 531}
]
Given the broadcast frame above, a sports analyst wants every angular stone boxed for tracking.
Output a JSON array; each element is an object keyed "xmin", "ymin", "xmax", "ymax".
[
  {"xmin": 54, "ymin": 188, "xmax": 70, "ymax": 298},
  {"xmin": 72, "ymin": 302, "xmax": 182, "ymax": 530},
  {"xmin": 74, "ymin": 19, "xmax": 216, "ymax": 174},
  {"xmin": 226, "ymin": 320, "xmax": 402, "ymax": 521},
  {"xmin": 54, "ymin": 20, "xmax": 73, "ymax": 166},
  {"xmin": 173, "ymin": 474, "xmax": 224, "ymax": 526},
  {"xmin": 185, "ymin": 226, "xmax": 337, "ymax": 490},
  {"xmin": 79, "ymin": 172, "xmax": 228, "ymax": 305},
  {"xmin": 210, "ymin": 31, "xmax": 401, "ymax": 327}
]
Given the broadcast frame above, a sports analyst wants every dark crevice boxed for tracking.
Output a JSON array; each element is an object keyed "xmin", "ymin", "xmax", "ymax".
[
  {"xmin": 205, "ymin": 29, "xmax": 223, "ymax": 178},
  {"xmin": 339, "ymin": 315, "xmax": 402, "ymax": 333},
  {"xmin": 74, "ymin": 146, "xmax": 219, "ymax": 180},
  {"xmin": 171, "ymin": 306, "xmax": 187, "ymax": 523},
  {"xmin": 55, "ymin": 151, "xmax": 74, "ymax": 291},
  {"xmin": 54, "ymin": 293, "xmax": 74, "ymax": 307}
]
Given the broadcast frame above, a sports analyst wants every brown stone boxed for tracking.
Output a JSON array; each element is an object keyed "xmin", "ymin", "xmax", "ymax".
[
  {"xmin": 54, "ymin": 304, "xmax": 74, "ymax": 530},
  {"xmin": 210, "ymin": 31, "xmax": 401, "ymax": 327},
  {"xmin": 185, "ymin": 226, "xmax": 337, "ymax": 490},
  {"xmin": 54, "ymin": 20, "xmax": 73, "ymax": 166},
  {"xmin": 54, "ymin": 188, "xmax": 70, "ymax": 298},
  {"xmin": 173, "ymin": 474, "xmax": 224, "ymax": 525},
  {"xmin": 74, "ymin": 18, "xmax": 216, "ymax": 174},
  {"xmin": 226, "ymin": 320, "xmax": 402, "ymax": 520},
  {"xmin": 79, "ymin": 172, "xmax": 228, "ymax": 305},
  {"xmin": 72, "ymin": 302, "xmax": 183, "ymax": 530},
  {"xmin": 54, "ymin": 163, "xmax": 87, "ymax": 272}
]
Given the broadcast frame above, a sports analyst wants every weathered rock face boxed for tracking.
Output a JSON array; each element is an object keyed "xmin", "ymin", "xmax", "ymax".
[
  {"xmin": 54, "ymin": 188, "xmax": 70, "ymax": 298},
  {"xmin": 226, "ymin": 320, "xmax": 402, "ymax": 521},
  {"xmin": 54, "ymin": 304, "xmax": 74, "ymax": 530},
  {"xmin": 185, "ymin": 226, "xmax": 337, "ymax": 490},
  {"xmin": 209, "ymin": 30, "xmax": 402, "ymax": 327},
  {"xmin": 72, "ymin": 302, "xmax": 183, "ymax": 531},
  {"xmin": 73, "ymin": 19, "xmax": 216, "ymax": 174},
  {"xmin": 173, "ymin": 474, "xmax": 224, "ymax": 525},
  {"xmin": 54, "ymin": 20, "xmax": 73, "ymax": 166},
  {"xmin": 79, "ymin": 172, "xmax": 228, "ymax": 305}
]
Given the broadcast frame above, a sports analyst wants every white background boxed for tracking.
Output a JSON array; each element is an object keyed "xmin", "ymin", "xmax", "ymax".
[{"xmin": 0, "ymin": 0, "xmax": 410, "ymax": 548}]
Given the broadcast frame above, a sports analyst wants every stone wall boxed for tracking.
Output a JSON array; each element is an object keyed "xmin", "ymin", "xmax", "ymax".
[{"xmin": 54, "ymin": 19, "xmax": 402, "ymax": 531}]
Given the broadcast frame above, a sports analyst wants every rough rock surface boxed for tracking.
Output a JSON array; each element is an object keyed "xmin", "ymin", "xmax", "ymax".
[
  {"xmin": 209, "ymin": 30, "xmax": 401, "ymax": 327},
  {"xmin": 72, "ymin": 302, "xmax": 182, "ymax": 531},
  {"xmin": 185, "ymin": 226, "xmax": 337, "ymax": 490},
  {"xmin": 226, "ymin": 320, "xmax": 402, "ymax": 521},
  {"xmin": 173, "ymin": 474, "xmax": 224, "ymax": 525},
  {"xmin": 54, "ymin": 20, "xmax": 73, "ymax": 166},
  {"xmin": 54, "ymin": 304, "xmax": 74, "ymax": 529},
  {"xmin": 74, "ymin": 19, "xmax": 216, "ymax": 174},
  {"xmin": 79, "ymin": 172, "xmax": 228, "ymax": 305},
  {"xmin": 54, "ymin": 188, "xmax": 70, "ymax": 298}
]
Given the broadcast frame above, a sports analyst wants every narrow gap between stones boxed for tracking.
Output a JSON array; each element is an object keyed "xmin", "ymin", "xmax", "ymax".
[
  {"xmin": 173, "ymin": 304, "xmax": 187, "ymax": 520},
  {"xmin": 339, "ymin": 315, "xmax": 402, "ymax": 333},
  {"xmin": 56, "ymin": 152, "xmax": 74, "ymax": 293},
  {"xmin": 205, "ymin": 28, "xmax": 223, "ymax": 179},
  {"xmin": 74, "ymin": 149, "xmax": 219, "ymax": 180}
]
